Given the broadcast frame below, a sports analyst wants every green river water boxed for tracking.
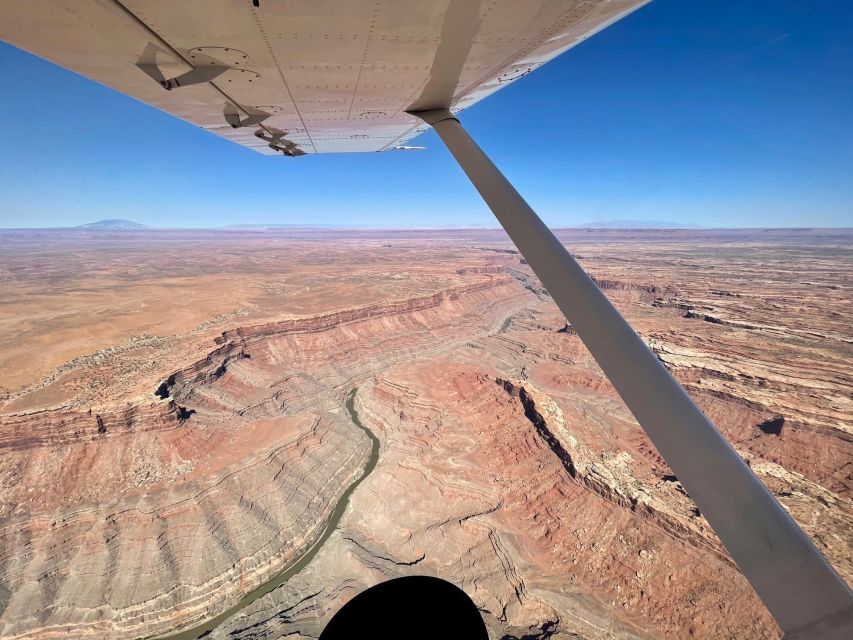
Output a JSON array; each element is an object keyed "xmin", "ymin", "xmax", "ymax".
[{"xmin": 151, "ymin": 388, "xmax": 380, "ymax": 640}]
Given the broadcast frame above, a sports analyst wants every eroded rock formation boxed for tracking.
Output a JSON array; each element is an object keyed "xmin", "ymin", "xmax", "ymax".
[{"xmin": 0, "ymin": 228, "xmax": 849, "ymax": 639}]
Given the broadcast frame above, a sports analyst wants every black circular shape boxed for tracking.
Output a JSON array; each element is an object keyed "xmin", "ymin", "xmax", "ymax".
[{"xmin": 319, "ymin": 576, "xmax": 488, "ymax": 640}]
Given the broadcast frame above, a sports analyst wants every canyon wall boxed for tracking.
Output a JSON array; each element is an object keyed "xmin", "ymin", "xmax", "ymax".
[{"xmin": 0, "ymin": 231, "xmax": 849, "ymax": 639}]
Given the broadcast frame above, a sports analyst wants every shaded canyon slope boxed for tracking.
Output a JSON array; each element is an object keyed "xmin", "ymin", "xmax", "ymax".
[{"xmin": 0, "ymin": 228, "xmax": 850, "ymax": 639}]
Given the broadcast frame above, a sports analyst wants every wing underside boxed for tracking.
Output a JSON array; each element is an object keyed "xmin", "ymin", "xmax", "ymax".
[{"xmin": 0, "ymin": 0, "xmax": 649, "ymax": 155}]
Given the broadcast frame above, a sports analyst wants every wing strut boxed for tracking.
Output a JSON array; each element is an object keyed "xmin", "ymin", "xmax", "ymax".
[{"xmin": 410, "ymin": 108, "xmax": 853, "ymax": 640}]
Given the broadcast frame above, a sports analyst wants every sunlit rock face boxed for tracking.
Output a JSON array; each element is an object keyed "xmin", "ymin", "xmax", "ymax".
[{"xmin": 0, "ymin": 228, "xmax": 849, "ymax": 639}]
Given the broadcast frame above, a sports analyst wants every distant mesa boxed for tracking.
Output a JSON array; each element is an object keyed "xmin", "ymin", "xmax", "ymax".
[
  {"xmin": 577, "ymin": 220, "xmax": 703, "ymax": 230},
  {"xmin": 77, "ymin": 219, "xmax": 150, "ymax": 230},
  {"xmin": 222, "ymin": 223, "xmax": 302, "ymax": 230},
  {"xmin": 221, "ymin": 223, "xmax": 345, "ymax": 230}
]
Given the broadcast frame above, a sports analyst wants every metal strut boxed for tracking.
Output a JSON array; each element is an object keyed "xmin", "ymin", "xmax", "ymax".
[{"xmin": 410, "ymin": 108, "xmax": 853, "ymax": 640}]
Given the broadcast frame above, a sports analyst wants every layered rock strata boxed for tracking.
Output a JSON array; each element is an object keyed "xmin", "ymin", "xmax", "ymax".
[
  {"xmin": 0, "ymin": 231, "xmax": 849, "ymax": 640},
  {"xmin": 0, "ymin": 275, "xmax": 533, "ymax": 638}
]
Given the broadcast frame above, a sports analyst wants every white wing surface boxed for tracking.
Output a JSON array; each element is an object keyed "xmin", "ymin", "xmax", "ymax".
[{"xmin": 0, "ymin": 0, "xmax": 648, "ymax": 155}]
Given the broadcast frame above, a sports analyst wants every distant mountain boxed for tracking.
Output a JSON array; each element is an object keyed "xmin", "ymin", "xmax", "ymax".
[
  {"xmin": 77, "ymin": 219, "xmax": 150, "ymax": 229},
  {"xmin": 577, "ymin": 220, "xmax": 704, "ymax": 230}
]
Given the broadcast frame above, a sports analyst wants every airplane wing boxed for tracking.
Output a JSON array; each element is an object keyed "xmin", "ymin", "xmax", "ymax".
[
  {"xmin": 0, "ymin": 0, "xmax": 648, "ymax": 155},
  {"xmin": 3, "ymin": 2, "xmax": 853, "ymax": 636}
]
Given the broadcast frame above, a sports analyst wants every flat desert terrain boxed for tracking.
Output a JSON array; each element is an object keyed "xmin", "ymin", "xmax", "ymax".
[{"xmin": 0, "ymin": 227, "xmax": 849, "ymax": 639}]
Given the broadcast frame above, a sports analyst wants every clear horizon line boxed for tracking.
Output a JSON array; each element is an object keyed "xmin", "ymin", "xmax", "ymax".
[{"xmin": 2, "ymin": 224, "xmax": 853, "ymax": 231}]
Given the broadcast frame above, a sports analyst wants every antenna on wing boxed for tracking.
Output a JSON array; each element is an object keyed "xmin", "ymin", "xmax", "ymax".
[
  {"xmin": 136, "ymin": 43, "xmax": 228, "ymax": 90},
  {"xmin": 254, "ymin": 128, "xmax": 305, "ymax": 157},
  {"xmin": 224, "ymin": 102, "xmax": 270, "ymax": 128}
]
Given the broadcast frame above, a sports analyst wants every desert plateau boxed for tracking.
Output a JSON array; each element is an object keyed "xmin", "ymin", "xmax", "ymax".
[{"xmin": 0, "ymin": 227, "xmax": 849, "ymax": 639}]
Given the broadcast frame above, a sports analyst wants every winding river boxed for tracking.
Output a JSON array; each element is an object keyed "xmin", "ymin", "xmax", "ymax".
[{"xmin": 155, "ymin": 388, "xmax": 380, "ymax": 640}]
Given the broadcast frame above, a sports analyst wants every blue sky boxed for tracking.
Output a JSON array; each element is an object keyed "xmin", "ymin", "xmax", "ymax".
[{"xmin": 0, "ymin": 0, "xmax": 851, "ymax": 228}]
